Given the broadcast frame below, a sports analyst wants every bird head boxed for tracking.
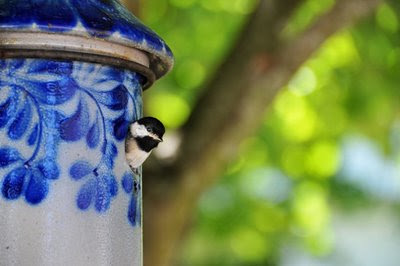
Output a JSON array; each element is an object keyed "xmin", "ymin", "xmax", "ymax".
[{"xmin": 130, "ymin": 117, "xmax": 165, "ymax": 152}]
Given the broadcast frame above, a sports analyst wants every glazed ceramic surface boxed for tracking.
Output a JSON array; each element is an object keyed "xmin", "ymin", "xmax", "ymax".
[
  {"xmin": 0, "ymin": 58, "xmax": 143, "ymax": 265},
  {"xmin": 0, "ymin": 1, "xmax": 173, "ymax": 265},
  {"xmin": 0, "ymin": 0, "xmax": 173, "ymax": 78}
]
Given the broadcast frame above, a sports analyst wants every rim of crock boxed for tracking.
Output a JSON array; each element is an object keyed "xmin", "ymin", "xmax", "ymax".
[{"xmin": 0, "ymin": 31, "xmax": 159, "ymax": 89}]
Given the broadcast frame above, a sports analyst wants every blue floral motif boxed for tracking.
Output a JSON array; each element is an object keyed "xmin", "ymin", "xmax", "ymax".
[
  {"xmin": 70, "ymin": 160, "xmax": 118, "ymax": 213},
  {"xmin": 121, "ymin": 171, "xmax": 141, "ymax": 226},
  {"xmin": 0, "ymin": 58, "xmax": 143, "ymax": 227}
]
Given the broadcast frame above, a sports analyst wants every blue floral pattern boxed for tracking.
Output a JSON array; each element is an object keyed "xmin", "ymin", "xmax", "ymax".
[
  {"xmin": 0, "ymin": 58, "xmax": 142, "ymax": 226},
  {"xmin": 121, "ymin": 171, "xmax": 141, "ymax": 226}
]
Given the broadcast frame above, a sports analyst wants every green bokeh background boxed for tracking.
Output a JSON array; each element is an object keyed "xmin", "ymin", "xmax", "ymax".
[{"xmin": 141, "ymin": 0, "xmax": 400, "ymax": 265}]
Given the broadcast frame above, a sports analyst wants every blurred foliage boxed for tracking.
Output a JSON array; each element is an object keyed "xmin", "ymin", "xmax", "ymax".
[
  {"xmin": 140, "ymin": 0, "xmax": 400, "ymax": 265},
  {"xmin": 141, "ymin": 0, "xmax": 257, "ymax": 128}
]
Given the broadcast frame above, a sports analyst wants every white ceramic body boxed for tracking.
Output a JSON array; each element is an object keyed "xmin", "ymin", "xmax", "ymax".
[{"xmin": 0, "ymin": 58, "xmax": 143, "ymax": 265}]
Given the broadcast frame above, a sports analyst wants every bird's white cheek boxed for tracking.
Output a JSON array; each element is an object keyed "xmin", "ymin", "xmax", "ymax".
[{"xmin": 135, "ymin": 125, "xmax": 148, "ymax": 137}]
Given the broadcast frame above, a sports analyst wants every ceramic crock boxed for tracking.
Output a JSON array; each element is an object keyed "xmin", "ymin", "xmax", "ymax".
[{"xmin": 0, "ymin": 1, "xmax": 173, "ymax": 265}]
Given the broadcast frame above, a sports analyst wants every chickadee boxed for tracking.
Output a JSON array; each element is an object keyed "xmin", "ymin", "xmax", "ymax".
[{"xmin": 125, "ymin": 117, "xmax": 165, "ymax": 174}]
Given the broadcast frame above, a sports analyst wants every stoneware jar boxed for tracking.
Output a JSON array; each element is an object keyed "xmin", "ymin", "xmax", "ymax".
[{"xmin": 0, "ymin": 1, "xmax": 173, "ymax": 265}]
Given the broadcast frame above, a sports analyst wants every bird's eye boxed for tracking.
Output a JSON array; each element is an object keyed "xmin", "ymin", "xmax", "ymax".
[{"xmin": 147, "ymin": 127, "xmax": 153, "ymax": 133}]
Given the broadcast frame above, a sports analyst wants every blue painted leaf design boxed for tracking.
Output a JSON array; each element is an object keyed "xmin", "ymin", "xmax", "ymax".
[
  {"xmin": 0, "ymin": 148, "xmax": 21, "ymax": 168},
  {"xmin": 0, "ymin": 58, "xmax": 144, "ymax": 225},
  {"xmin": 128, "ymin": 196, "xmax": 137, "ymax": 226},
  {"xmin": 113, "ymin": 113, "xmax": 129, "ymax": 141},
  {"xmin": 60, "ymin": 99, "xmax": 90, "ymax": 141},
  {"xmin": 77, "ymin": 179, "xmax": 96, "ymax": 210},
  {"xmin": 0, "ymin": 99, "xmax": 12, "ymax": 128},
  {"xmin": 107, "ymin": 175, "xmax": 118, "ymax": 197},
  {"xmin": 26, "ymin": 78, "xmax": 77, "ymax": 105},
  {"xmin": 104, "ymin": 142, "xmax": 118, "ymax": 169},
  {"xmin": 37, "ymin": 159, "xmax": 60, "ymax": 180},
  {"xmin": 8, "ymin": 99, "xmax": 32, "ymax": 140},
  {"xmin": 122, "ymin": 172, "xmax": 133, "ymax": 193},
  {"xmin": 27, "ymin": 124, "xmax": 39, "ymax": 146},
  {"xmin": 97, "ymin": 85, "xmax": 128, "ymax": 110},
  {"xmin": 69, "ymin": 161, "xmax": 93, "ymax": 180},
  {"xmin": 110, "ymin": 143, "xmax": 118, "ymax": 156},
  {"xmin": 86, "ymin": 115, "xmax": 100, "ymax": 149},
  {"xmin": 95, "ymin": 179, "xmax": 111, "ymax": 212},
  {"xmin": 25, "ymin": 170, "xmax": 48, "ymax": 205},
  {"xmin": 101, "ymin": 67, "xmax": 124, "ymax": 83},
  {"xmin": 42, "ymin": 109, "xmax": 64, "ymax": 129},
  {"xmin": 28, "ymin": 60, "xmax": 73, "ymax": 76},
  {"xmin": 2, "ymin": 167, "xmax": 27, "ymax": 200}
]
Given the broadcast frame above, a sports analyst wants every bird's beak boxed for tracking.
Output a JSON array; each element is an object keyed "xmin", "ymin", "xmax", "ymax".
[{"xmin": 150, "ymin": 133, "xmax": 163, "ymax": 142}]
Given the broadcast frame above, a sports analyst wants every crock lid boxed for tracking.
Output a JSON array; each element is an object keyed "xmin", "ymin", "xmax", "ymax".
[{"xmin": 0, "ymin": 0, "xmax": 174, "ymax": 88}]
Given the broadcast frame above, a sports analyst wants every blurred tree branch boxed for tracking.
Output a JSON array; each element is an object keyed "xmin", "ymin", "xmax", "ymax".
[{"xmin": 142, "ymin": 0, "xmax": 381, "ymax": 265}]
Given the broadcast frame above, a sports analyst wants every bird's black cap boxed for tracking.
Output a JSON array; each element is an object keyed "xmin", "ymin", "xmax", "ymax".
[{"xmin": 137, "ymin": 117, "xmax": 165, "ymax": 140}]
